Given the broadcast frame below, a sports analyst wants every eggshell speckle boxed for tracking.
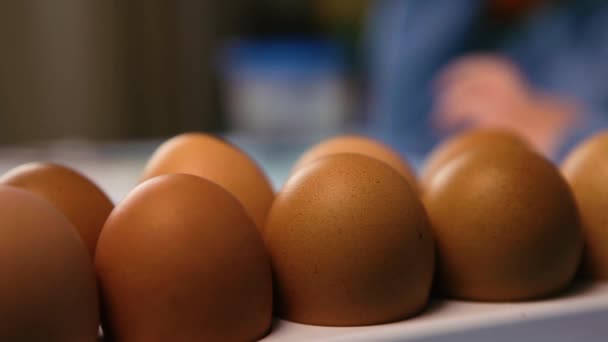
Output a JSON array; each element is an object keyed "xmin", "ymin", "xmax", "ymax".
[
  {"xmin": 265, "ymin": 153, "xmax": 434, "ymax": 326},
  {"xmin": 293, "ymin": 135, "xmax": 418, "ymax": 192}
]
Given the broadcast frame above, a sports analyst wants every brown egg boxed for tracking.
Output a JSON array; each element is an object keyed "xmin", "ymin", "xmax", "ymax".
[
  {"xmin": 141, "ymin": 133, "xmax": 273, "ymax": 230},
  {"xmin": 0, "ymin": 162, "xmax": 114, "ymax": 258},
  {"xmin": 421, "ymin": 129, "xmax": 530, "ymax": 191},
  {"xmin": 96, "ymin": 174, "xmax": 272, "ymax": 341},
  {"xmin": 0, "ymin": 186, "xmax": 99, "ymax": 341},
  {"xmin": 424, "ymin": 145, "xmax": 581, "ymax": 301},
  {"xmin": 264, "ymin": 153, "xmax": 434, "ymax": 326},
  {"xmin": 293, "ymin": 135, "xmax": 418, "ymax": 192},
  {"xmin": 561, "ymin": 132, "xmax": 608, "ymax": 279}
]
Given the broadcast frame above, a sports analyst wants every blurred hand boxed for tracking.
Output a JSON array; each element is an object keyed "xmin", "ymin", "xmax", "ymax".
[{"xmin": 432, "ymin": 54, "xmax": 579, "ymax": 156}]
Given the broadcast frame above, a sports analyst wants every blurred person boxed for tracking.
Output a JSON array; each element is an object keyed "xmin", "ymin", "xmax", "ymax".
[
  {"xmin": 433, "ymin": 55, "xmax": 578, "ymax": 156},
  {"xmin": 366, "ymin": 0, "xmax": 608, "ymax": 159}
]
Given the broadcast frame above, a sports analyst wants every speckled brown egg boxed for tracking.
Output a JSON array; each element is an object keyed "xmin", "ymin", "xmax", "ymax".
[
  {"xmin": 141, "ymin": 133, "xmax": 274, "ymax": 230},
  {"xmin": 264, "ymin": 153, "xmax": 434, "ymax": 326},
  {"xmin": 562, "ymin": 132, "xmax": 608, "ymax": 279},
  {"xmin": 96, "ymin": 174, "xmax": 272, "ymax": 341},
  {"xmin": 424, "ymin": 145, "xmax": 581, "ymax": 301},
  {"xmin": 421, "ymin": 129, "xmax": 530, "ymax": 191},
  {"xmin": 293, "ymin": 135, "xmax": 418, "ymax": 192},
  {"xmin": 0, "ymin": 162, "xmax": 114, "ymax": 258},
  {"xmin": 0, "ymin": 185, "xmax": 99, "ymax": 341}
]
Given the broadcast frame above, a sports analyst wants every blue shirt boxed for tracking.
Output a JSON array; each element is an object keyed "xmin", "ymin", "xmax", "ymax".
[{"xmin": 366, "ymin": 0, "xmax": 608, "ymax": 161}]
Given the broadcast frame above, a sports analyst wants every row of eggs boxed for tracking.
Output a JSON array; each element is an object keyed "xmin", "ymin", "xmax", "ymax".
[{"xmin": 0, "ymin": 130, "xmax": 606, "ymax": 341}]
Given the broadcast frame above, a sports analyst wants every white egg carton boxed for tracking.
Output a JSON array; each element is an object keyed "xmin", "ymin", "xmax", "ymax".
[
  {"xmin": 2, "ymin": 142, "xmax": 607, "ymax": 342},
  {"xmin": 261, "ymin": 281, "xmax": 608, "ymax": 341}
]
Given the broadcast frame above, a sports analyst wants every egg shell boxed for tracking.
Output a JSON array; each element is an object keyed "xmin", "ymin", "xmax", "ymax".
[
  {"xmin": 95, "ymin": 173, "xmax": 273, "ymax": 341},
  {"xmin": 0, "ymin": 162, "xmax": 114, "ymax": 258},
  {"xmin": 561, "ymin": 132, "xmax": 608, "ymax": 279},
  {"xmin": 141, "ymin": 132, "xmax": 274, "ymax": 230},
  {"xmin": 265, "ymin": 153, "xmax": 434, "ymax": 326},
  {"xmin": 0, "ymin": 185, "xmax": 99, "ymax": 341},
  {"xmin": 293, "ymin": 135, "xmax": 418, "ymax": 192},
  {"xmin": 421, "ymin": 129, "xmax": 530, "ymax": 191},
  {"xmin": 424, "ymin": 145, "xmax": 581, "ymax": 301}
]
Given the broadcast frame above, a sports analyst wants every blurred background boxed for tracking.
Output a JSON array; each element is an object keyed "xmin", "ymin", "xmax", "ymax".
[
  {"xmin": 0, "ymin": 1, "xmax": 366, "ymax": 143},
  {"xmin": 1, "ymin": 0, "xmax": 607, "ymax": 161}
]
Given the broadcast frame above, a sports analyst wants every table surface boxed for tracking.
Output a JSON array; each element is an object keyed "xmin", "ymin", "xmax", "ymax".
[{"xmin": 0, "ymin": 137, "xmax": 605, "ymax": 342}]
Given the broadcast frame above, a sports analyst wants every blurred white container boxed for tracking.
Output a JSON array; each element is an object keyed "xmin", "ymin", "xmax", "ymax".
[{"xmin": 221, "ymin": 39, "xmax": 352, "ymax": 140}]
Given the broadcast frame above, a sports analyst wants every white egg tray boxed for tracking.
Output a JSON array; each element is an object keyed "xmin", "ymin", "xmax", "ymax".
[
  {"xmin": 2, "ymin": 143, "xmax": 607, "ymax": 342},
  {"xmin": 261, "ymin": 281, "xmax": 608, "ymax": 341}
]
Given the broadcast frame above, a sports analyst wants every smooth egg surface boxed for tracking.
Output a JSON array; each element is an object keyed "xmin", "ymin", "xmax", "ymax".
[
  {"xmin": 421, "ymin": 128, "xmax": 530, "ymax": 191},
  {"xmin": 0, "ymin": 162, "xmax": 113, "ymax": 258},
  {"xmin": 0, "ymin": 185, "xmax": 99, "ymax": 341},
  {"xmin": 141, "ymin": 132, "xmax": 274, "ymax": 230},
  {"xmin": 96, "ymin": 174, "xmax": 272, "ymax": 341},
  {"xmin": 424, "ymin": 144, "xmax": 581, "ymax": 301},
  {"xmin": 562, "ymin": 131, "xmax": 608, "ymax": 279}
]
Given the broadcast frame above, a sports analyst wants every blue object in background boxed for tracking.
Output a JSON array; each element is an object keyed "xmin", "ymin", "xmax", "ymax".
[
  {"xmin": 221, "ymin": 39, "xmax": 352, "ymax": 141},
  {"xmin": 366, "ymin": 0, "xmax": 608, "ymax": 161}
]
